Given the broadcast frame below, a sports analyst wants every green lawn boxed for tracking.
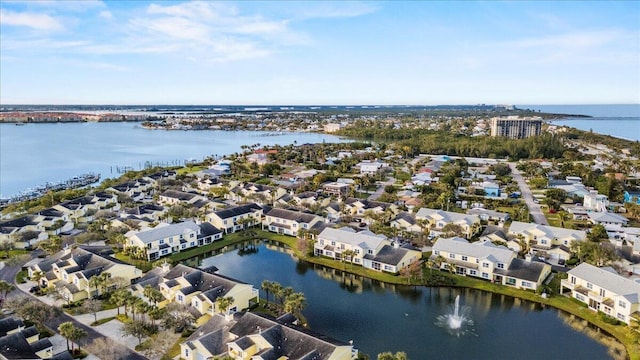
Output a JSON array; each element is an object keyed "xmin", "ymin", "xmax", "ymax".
[{"xmin": 115, "ymin": 228, "xmax": 640, "ymax": 359}]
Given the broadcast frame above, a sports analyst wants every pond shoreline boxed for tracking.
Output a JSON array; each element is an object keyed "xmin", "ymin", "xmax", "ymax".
[{"xmin": 167, "ymin": 229, "xmax": 637, "ymax": 360}]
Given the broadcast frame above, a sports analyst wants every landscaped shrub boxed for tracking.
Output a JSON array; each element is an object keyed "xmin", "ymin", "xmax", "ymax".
[{"xmin": 565, "ymin": 257, "xmax": 579, "ymax": 266}]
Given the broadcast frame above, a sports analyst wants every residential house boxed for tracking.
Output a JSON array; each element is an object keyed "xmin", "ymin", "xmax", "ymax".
[
  {"xmin": 324, "ymin": 123, "xmax": 343, "ymax": 133},
  {"xmin": 144, "ymin": 170, "xmax": 177, "ymax": 184},
  {"xmin": 207, "ymin": 203, "xmax": 263, "ymax": 234},
  {"xmin": 583, "ymin": 191, "xmax": 609, "ymax": 212},
  {"xmin": 0, "ymin": 317, "xmax": 70, "ymax": 360},
  {"xmin": 126, "ymin": 221, "xmax": 221, "ymax": 260},
  {"xmin": 107, "ymin": 179, "xmax": 153, "ymax": 202},
  {"xmin": 53, "ymin": 192, "xmax": 119, "ymax": 224},
  {"xmin": 587, "ymin": 212, "xmax": 629, "ymax": 227},
  {"xmin": 508, "ymin": 221, "xmax": 586, "ymax": 260},
  {"xmin": 343, "ymin": 198, "xmax": 397, "ymax": 218},
  {"xmin": 431, "ymin": 237, "xmax": 551, "ymax": 291},
  {"xmin": 158, "ymin": 190, "xmax": 208, "ymax": 207},
  {"xmin": 120, "ymin": 204, "xmax": 167, "ymax": 222},
  {"xmin": 227, "ymin": 183, "xmax": 286, "ymax": 205},
  {"xmin": 415, "ymin": 208, "xmax": 481, "ymax": 239},
  {"xmin": 133, "ymin": 264, "xmax": 258, "ymax": 319},
  {"xmin": 323, "ymin": 182, "xmax": 351, "ymax": 197},
  {"xmin": 561, "ymin": 263, "xmax": 640, "ymax": 325},
  {"xmin": 466, "ymin": 208, "xmax": 510, "ymax": 223},
  {"xmin": 356, "ymin": 160, "xmax": 388, "ymax": 175},
  {"xmin": 263, "ymin": 208, "xmax": 324, "ymax": 236},
  {"xmin": 315, "ymin": 227, "xmax": 421, "ymax": 273},
  {"xmin": 28, "ymin": 246, "xmax": 142, "ymax": 302},
  {"xmin": 180, "ymin": 312, "xmax": 353, "ymax": 360},
  {"xmin": 390, "ymin": 213, "xmax": 422, "ymax": 233},
  {"xmin": 472, "ymin": 181, "xmax": 501, "ymax": 197},
  {"xmin": 0, "ymin": 215, "xmax": 48, "ymax": 249}
]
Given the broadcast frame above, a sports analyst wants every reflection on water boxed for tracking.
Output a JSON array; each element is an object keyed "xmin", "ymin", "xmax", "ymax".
[
  {"xmin": 188, "ymin": 240, "xmax": 624, "ymax": 360},
  {"xmin": 557, "ymin": 311, "xmax": 627, "ymax": 360}
]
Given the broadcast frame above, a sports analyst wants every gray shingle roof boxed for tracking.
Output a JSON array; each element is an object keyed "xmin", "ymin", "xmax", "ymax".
[
  {"xmin": 318, "ymin": 227, "xmax": 387, "ymax": 250},
  {"xmin": 131, "ymin": 221, "xmax": 200, "ymax": 244},
  {"xmin": 214, "ymin": 203, "xmax": 262, "ymax": 220},
  {"xmin": 568, "ymin": 263, "xmax": 640, "ymax": 301},
  {"xmin": 433, "ymin": 237, "xmax": 514, "ymax": 265}
]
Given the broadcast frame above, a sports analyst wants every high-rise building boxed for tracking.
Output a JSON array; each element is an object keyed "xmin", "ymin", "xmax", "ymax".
[{"xmin": 490, "ymin": 116, "xmax": 542, "ymax": 139}]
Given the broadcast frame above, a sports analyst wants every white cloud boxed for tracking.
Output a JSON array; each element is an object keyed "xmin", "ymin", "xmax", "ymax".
[
  {"xmin": 292, "ymin": 2, "xmax": 378, "ymax": 20},
  {"xmin": 99, "ymin": 10, "xmax": 112, "ymax": 19},
  {"xmin": 0, "ymin": 9, "xmax": 64, "ymax": 31}
]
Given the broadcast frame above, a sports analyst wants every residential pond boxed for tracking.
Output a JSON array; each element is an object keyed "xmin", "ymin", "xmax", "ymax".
[{"xmin": 182, "ymin": 240, "xmax": 626, "ymax": 360}]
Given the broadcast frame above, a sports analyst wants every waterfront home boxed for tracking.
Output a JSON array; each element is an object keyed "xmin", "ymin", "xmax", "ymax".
[
  {"xmin": 144, "ymin": 170, "xmax": 177, "ymax": 184},
  {"xmin": 508, "ymin": 221, "xmax": 586, "ymax": 260},
  {"xmin": 390, "ymin": 212, "xmax": 422, "ymax": 233},
  {"xmin": 28, "ymin": 246, "xmax": 142, "ymax": 302},
  {"xmin": 587, "ymin": 212, "xmax": 629, "ymax": 227},
  {"xmin": 562, "ymin": 263, "xmax": 640, "ymax": 325},
  {"xmin": 133, "ymin": 264, "xmax": 257, "ymax": 318},
  {"xmin": 125, "ymin": 221, "xmax": 221, "ymax": 260},
  {"xmin": 207, "ymin": 203, "xmax": 263, "ymax": 234},
  {"xmin": 466, "ymin": 208, "xmax": 510, "ymax": 223},
  {"xmin": 322, "ymin": 182, "xmax": 351, "ymax": 197},
  {"xmin": 431, "ymin": 237, "xmax": 551, "ymax": 291},
  {"xmin": 415, "ymin": 208, "xmax": 481, "ymax": 239},
  {"xmin": 53, "ymin": 192, "xmax": 119, "ymax": 223},
  {"xmin": 180, "ymin": 311, "xmax": 353, "ymax": 360},
  {"xmin": 263, "ymin": 208, "xmax": 325, "ymax": 236},
  {"xmin": 324, "ymin": 123, "xmax": 343, "ymax": 133},
  {"xmin": 315, "ymin": 227, "xmax": 421, "ymax": 273}
]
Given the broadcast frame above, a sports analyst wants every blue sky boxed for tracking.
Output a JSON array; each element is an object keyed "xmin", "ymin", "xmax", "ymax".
[{"xmin": 1, "ymin": 1, "xmax": 638, "ymax": 105}]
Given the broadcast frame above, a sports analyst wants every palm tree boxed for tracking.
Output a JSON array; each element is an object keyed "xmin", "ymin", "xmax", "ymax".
[
  {"xmin": 69, "ymin": 326, "xmax": 88, "ymax": 354},
  {"xmin": 261, "ymin": 280, "xmax": 273, "ymax": 305},
  {"xmin": 143, "ymin": 285, "xmax": 163, "ymax": 306},
  {"xmin": 133, "ymin": 299, "xmax": 149, "ymax": 322},
  {"xmin": 284, "ymin": 292, "xmax": 306, "ymax": 315},
  {"xmin": 215, "ymin": 296, "xmax": 235, "ymax": 315},
  {"xmin": 58, "ymin": 321, "xmax": 75, "ymax": 352},
  {"xmin": 88, "ymin": 276, "xmax": 101, "ymax": 298},
  {"xmin": 0, "ymin": 280, "xmax": 16, "ymax": 306},
  {"xmin": 110, "ymin": 289, "xmax": 128, "ymax": 315},
  {"xmin": 271, "ymin": 282, "xmax": 283, "ymax": 306}
]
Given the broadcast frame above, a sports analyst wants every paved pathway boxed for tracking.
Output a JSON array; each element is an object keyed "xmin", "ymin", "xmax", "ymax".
[
  {"xmin": 2, "ymin": 258, "xmax": 147, "ymax": 360},
  {"xmin": 509, "ymin": 162, "xmax": 549, "ymax": 225},
  {"xmin": 368, "ymin": 177, "xmax": 396, "ymax": 201}
]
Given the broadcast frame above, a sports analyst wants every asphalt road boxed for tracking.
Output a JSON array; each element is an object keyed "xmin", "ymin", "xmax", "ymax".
[
  {"xmin": 509, "ymin": 162, "xmax": 548, "ymax": 225},
  {"xmin": 368, "ymin": 177, "xmax": 396, "ymax": 201},
  {"xmin": 0, "ymin": 256, "xmax": 147, "ymax": 360}
]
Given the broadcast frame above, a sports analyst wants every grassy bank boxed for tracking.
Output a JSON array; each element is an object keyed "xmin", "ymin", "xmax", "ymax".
[{"xmin": 123, "ymin": 228, "xmax": 638, "ymax": 359}]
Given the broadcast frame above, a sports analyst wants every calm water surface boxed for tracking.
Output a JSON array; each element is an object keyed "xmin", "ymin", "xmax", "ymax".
[
  {"xmin": 0, "ymin": 122, "xmax": 349, "ymax": 197},
  {"xmin": 187, "ymin": 241, "xmax": 622, "ymax": 360}
]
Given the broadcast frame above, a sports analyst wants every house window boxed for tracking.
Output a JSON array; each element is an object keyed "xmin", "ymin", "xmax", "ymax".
[
  {"xmin": 618, "ymin": 300, "xmax": 626, "ymax": 309},
  {"xmin": 522, "ymin": 281, "xmax": 532, "ymax": 288},
  {"xmin": 482, "ymin": 263, "xmax": 489, "ymax": 268},
  {"xmin": 159, "ymin": 239, "xmax": 164, "ymax": 245},
  {"xmin": 599, "ymin": 288, "xmax": 605, "ymax": 297},
  {"xmin": 449, "ymin": 253, "xmax": 455, "ymax": 259},
  {"xmin": 540, "ymin": 239, "xmax": 547, "ymax": 245},
  {"xmin": 570, "ymin": 276, "xmax": 576, "ymax": 284},
  {"xmin": 482, "ymin": 272, "xmax": 489, "ymax": 279},
  {"xmin": 224, "ymin": 220, "xmax": 228, "ymax": 225},
  {"xmin": 354, "ymin": 249, "xmax": 360, "ymax": 255},
  {"xmin": 331, "ymin": 241, "xmax": 336, "ymax": 246},
  {"xmin": 190, "ymin": 242, "xmax": 195, "ymax": 247},
  {"xmin": 587, "ymin": 282, "xmax": 593, "ymax": 290},
  {"xmin": 303, "ymin": 224, "xmax": 308, "ymax": 229},
  {"xmin": 355, "ymin": 258, "xmax": 361, "ymax": 263},
  {"xmin": 468, "ymin": 270, "xmax": 477, "ymax": 276},
  {"xmin": 434, "ymin": 250, "xmax": 439, "ymax": 255},
  {"xmin": 340, "ymin": 244, "xmax": 345, "ymax": 250},
  {"xmin": 319, "ymin": 240, "xmax": 324, "ymax": 245},
  {"xmin": 161, "ymin": 249, "xmax": 168, "ymax": 255},
  {"xmin": 181, "ymin": 244, "xmax": 186, "ymax": 249},
  {"xmin": 617, "ymin": 313, "xmax": 625, "ymax": 321},
  {"xmin": 368, "ymin": 249, "xmax": 374, "ymax": 255},
  {"xmin": 190, "ymin": 233, "xmax": 194, "ymax": 238},
  {"xmin": 384, "ymin": 265, "xmax": 393, "ymax": 271},
  {"xmin": 563, "ymin": 240, "xmax": 568, "ymax": 245},
  {"xmin": 461, "ymin": 256, "xmax": 468, "ymax": 261},
  {"xmin": 506, "ymin": 278, "xmax": 516, "ymax": 285},
  {"xmin": 497, "ymin": 263, "xmax": 504, "ymax": 269},
  {"xmin": 177, "ymin": 294, "xmax": 183, "ymax": 302}
]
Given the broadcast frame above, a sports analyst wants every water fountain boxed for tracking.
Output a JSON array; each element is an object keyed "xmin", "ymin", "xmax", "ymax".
[{"xmin": 436, "ymin": 295, "xmax": 474, "ymax": 336}]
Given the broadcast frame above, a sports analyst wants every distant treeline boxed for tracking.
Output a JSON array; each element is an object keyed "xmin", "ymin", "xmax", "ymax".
[{"xmin": 339, "ymin": 126, "xmax": 567, "ymax": 160}]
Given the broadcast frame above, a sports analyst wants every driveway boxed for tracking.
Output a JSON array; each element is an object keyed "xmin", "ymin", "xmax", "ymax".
[
  {"xmin": 509, "ymin": 162, "xmax": 548, "ymax": 225},
  {"xmin": 1, "ymin": 257, "xmax": 147, "ymax": 360},
  {"xmin": 368, "ymin": 177, "xmax": 396, "ymax": 201}
]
